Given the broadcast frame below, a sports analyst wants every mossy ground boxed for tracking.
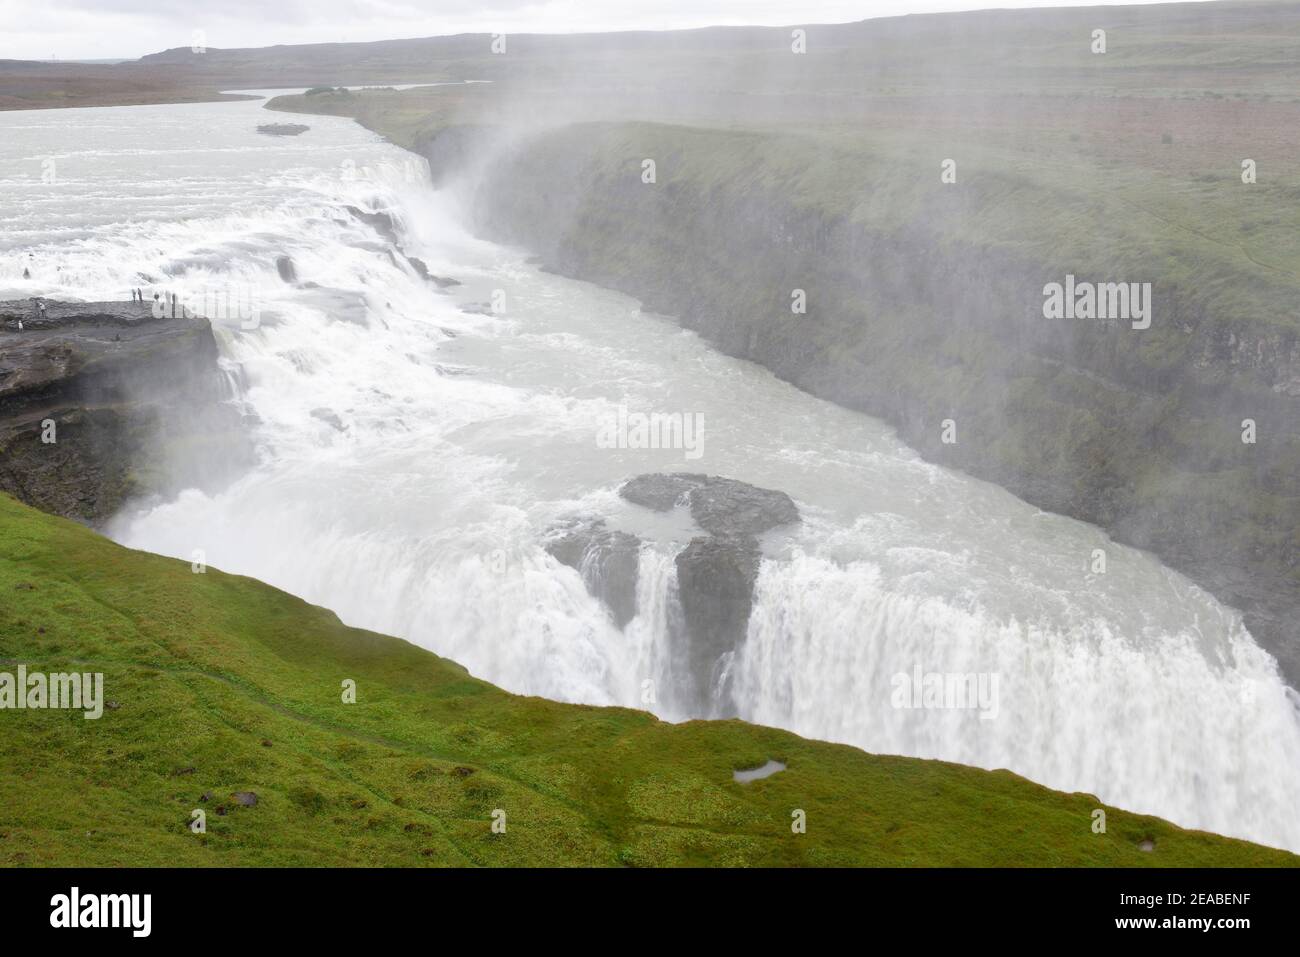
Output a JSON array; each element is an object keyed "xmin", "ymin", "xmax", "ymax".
[{"xmin": 0, "ymin": 493, "xmax": 1293, "ymax": 866}]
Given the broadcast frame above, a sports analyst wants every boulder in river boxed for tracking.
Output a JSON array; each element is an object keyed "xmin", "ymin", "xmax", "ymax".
[
  {"xmin": 405, "ymin": 255, "xmax": 461, "ymax": 288},
  {"xmin": 621, "ymin": 474, "xmax": 798, "ymax": 715},
  {"xmin": 256, "ymin": 123, "xmax": 309, "ymax": 137},
  {"xmin": 344, "ymin": 205, "xmax": 400, "ymax": 244},
  {"xmin": 545, "ymin": 519, "xmax": 641, "ymax": 628},
  {"xmin": 541, "ymin": 474, "xmax": 800, "ymax": 717},
  {"xmin": 673, "ymin": 533, "xmax": 763, "ymax": 715},
  {"xmin": 620, "ymin": 472, "xmax": 798, "ymax": 537}
]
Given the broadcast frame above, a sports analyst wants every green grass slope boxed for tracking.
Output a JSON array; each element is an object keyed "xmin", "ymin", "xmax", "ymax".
[{"xmin": 0, "ymin": 493, "xmax": 1292, "ymax": 866}]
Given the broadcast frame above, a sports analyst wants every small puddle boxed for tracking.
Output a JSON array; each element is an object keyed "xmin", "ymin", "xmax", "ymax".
[{"xmin": 733, "ymin": 760, "xmax": 786, "ymax": 783}]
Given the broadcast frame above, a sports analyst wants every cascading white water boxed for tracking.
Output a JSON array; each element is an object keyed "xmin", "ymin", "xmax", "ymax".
[
  {"xmin": 3, "ymin": 92, "xmax": 1298, "ymax": 852},
  {"xmin": 735, "ymin": 551, "xmax": 1300, "ymax": 852},
  {"xmin": 623, "ymin": 546, "xmax": 693, "ymax": 721}
]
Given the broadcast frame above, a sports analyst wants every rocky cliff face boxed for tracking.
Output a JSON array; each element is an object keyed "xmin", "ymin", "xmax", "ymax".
[
  {"xmin": 0, "ymin": 299, "xmax": 249, "ymax": 525},
  {"xmin": 421, "ymin": 123, "xmax": 1300, "ymax": 686}
]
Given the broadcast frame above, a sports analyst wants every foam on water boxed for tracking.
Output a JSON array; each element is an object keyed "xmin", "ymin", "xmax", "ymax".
[{"xmin": 2, "ymin": 94, "xmax": 1298, "ymax": 852}]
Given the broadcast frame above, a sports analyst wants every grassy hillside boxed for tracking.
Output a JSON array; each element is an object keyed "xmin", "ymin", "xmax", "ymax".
[{"xmin": 0, "ymin": 492, "xmax": 1293, "ymax": 866}]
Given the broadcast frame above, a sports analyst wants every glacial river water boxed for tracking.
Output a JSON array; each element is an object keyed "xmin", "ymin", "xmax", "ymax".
[{"xmin": 2, "ymin": 91, "xmax": 1298, "ymax": 851}]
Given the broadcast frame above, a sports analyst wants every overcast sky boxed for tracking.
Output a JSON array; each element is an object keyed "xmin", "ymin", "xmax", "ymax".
[{"xmin": 0, "ymin": 0, "xmax": 1205, "ymax": 61}]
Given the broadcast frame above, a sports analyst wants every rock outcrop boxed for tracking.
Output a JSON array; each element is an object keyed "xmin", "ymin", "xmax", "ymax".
[
  {"xmin": 545, "ymin": 474, "xmax": 799, "ymax": 715},
  {"xmin": 344, "ymin": 205, "xmax": 400, "ymax": 244},
  {"xmin": 619, "ymin": 473, "xmax": 799, "ymax": 716},
  {"xmin": 545, "ymin": 519, "xmax": 641, "ymax": 628},
  {"xmin": 405, "ymin": 256, "xmax": 460, "ymax": 288},
  {"xmin": 620, "ymin": 472, "xmax": 799, "ymax": 538},
  {"xmin": 0, "ymin": 299, "xmax": 249, "ymax": 525}
]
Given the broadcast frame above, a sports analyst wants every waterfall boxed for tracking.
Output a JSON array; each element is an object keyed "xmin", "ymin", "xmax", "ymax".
[{"xmin": 5, "ymin": 94, "xmax": 1293, "ymax": 851}]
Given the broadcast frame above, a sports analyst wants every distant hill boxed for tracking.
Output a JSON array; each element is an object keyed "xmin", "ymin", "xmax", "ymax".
[{"xmin": 4, "ymin": 1, "xmax": 1299, "ymax": 110}]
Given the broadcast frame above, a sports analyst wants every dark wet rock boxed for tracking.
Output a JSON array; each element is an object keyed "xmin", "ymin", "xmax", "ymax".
[
  {"xmin": 1, "ymin": 298, "xmax": 158, "ymax": 331},
  {"xmin": 232, "ymin": 791, "xmax": 258, "ymax": 807},
  {"xmin": 618, "ymin": 472, "xmax": 696, "ymax": 512},
  {"xmin": 344, "ymin": 205, "xmax": 400, "ymax": 244},
  {"xmin": 311, "ymin": 407, "xmax": 346, "ymax": 431},
  {"xmin": 403, "ymin": 255, "xmax": 461, "ymax": 288},
  {"xmin": 618, "ymin": 474, "xmax": 800, "ymax": 716},
  {"xmin": 275, "ymin": 255, "xmax": 297, "ymax": 283},
  {"xmin": 619, "ymin": 473, "xmax": 798, "ymax": 537},
  {"xmin": 689, "ymin": 479, "xmax": 799, "ymax": 538},
  {"xmin": 257, "ymin": 123, "xmax": 309, "ymax": 137},
  {"xmin": 546, "ymin": 519, "xmax": 641, "ymax": 628},
  {"xmin": 674, "ymin": 535, "xmax": 761, "ymax": 717},
  {"xmin": 0, "ymin": 298, "xmax": 251, "ymax": 526}
]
